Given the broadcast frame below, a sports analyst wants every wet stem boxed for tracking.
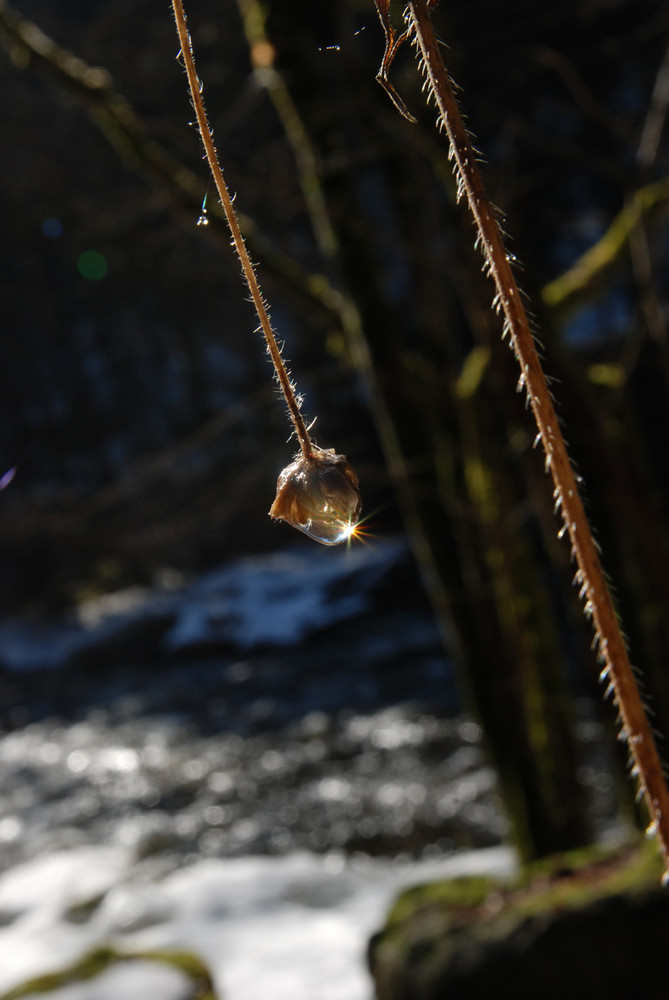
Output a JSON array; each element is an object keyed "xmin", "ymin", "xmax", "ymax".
[
  {"xmin": 405, "ymin": 0, "xmax": 669, "ymax": 875},
  {"xmin": 170, "ymin": 0, "xmax": 314, "ymax": 462}
]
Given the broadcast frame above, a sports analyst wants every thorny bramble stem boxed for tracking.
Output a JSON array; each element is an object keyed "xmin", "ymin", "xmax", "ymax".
[
  {"xmin": 171, "ymin": 0, "xmax": 313, "ymax": 462},
  {"xmin": 405, "ymin": 0, "xmax": 669, "ymax": 876}
]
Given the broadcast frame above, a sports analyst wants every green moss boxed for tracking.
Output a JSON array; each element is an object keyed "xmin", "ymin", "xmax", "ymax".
[
  {"xmin": 386, "ymin": 875, "xmax": 499, "ymax": 931},
  {"xmin": 508, "ymin": 838, "xmax": 664, "ymax": 921},
  {"xmin": 0, "ymin": 949, "xmax": 116, "ymax": 999},
  {"xmin": 141, "ymin": 948, "xmax": 217, "ymax": 997},
  {"xmin": 372, "ymin": 840, "xmax": 669, "ymax": 1000},
  {"xmin": 376, "ymin": 838, "xmax": 664, "ymax": 960},
  {"xmin": 374, "ymin": 874, "xmax": 505, "ymax": 985},
  {"xmin": 0, "ymin": 946, "xmax": 218, "ymax": 1000}
]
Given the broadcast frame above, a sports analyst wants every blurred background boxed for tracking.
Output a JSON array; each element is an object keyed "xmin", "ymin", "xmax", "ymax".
[{"xmin": 1, "ymin": 0, "xmax": 669, "ymax": 995}]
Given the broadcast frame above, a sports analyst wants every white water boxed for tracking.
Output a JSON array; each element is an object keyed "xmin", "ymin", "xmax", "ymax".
[
  {"xmin": 0, "ymin": 539, "xmax": 408, "ymax": 673},
  {"xmin": 0, "ymin": 846, "xmax": 516, "ymax": 1000}
]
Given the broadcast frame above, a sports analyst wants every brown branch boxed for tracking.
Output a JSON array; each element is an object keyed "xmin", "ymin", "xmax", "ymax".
[
  {"xmin": 373, "ymin": 0, "xmax": 417, "ymax": 122},
  {"xmin": 171, "ymin": 0, "xmax": 313, "ymax": 460},
  {"xmin": 399, "ymin": 0, "xmax": 669, "ymax": 876}
]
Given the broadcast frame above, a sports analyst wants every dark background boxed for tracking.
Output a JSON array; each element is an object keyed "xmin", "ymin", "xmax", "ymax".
[
  {"xmin": 1, "ymin": 0, "xmax": 669, "ymax": 856},
  {"xmin": 0, "ymin": 0, "xmax": 664, "ymax": 604}
]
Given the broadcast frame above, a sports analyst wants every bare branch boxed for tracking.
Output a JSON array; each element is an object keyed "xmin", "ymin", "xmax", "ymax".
[{"xmin": 400, "ymin": 0, "xmax": 669, "ymax": 878}]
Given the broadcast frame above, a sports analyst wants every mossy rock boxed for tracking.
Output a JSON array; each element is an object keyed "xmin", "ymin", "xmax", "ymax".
[
  {"xmin": 0, "ymin": 946, "xmax": 218, "ymax": 1000},
  {"xmin": 368, "ymin": 841, "xmax": 669, "ymax": 1000}
]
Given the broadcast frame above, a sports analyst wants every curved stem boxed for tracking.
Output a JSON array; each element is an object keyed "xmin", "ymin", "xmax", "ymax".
[
  {"xmin": 171, "ymin": 0, "xmax": 313, "ymax": 461},
  {"xmin": 406, "ymin": 0, "xmax": 669, "ymax": 875}
]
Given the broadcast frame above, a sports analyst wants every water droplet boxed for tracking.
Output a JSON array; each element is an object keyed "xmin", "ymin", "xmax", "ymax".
[
  {"xmin": 269, "ymin": 445, "xmax": 361, "ymax": 545},
  {"xmin": 197, "ymin": 192, "xmax": 209, "ymax": 227}
]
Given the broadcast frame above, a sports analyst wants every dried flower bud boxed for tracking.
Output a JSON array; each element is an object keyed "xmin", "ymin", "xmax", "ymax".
[{"xmin": 269, "ymin": 445, "xmax": 362, "ymax": 545}]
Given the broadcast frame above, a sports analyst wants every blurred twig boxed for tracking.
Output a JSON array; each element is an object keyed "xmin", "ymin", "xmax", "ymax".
[
  {"xmin": 629, "ymin": 42, "xmax": 669, "ymax": 376},
  {"xmin": 0, "ymin": 0, "xmax": 360, "ymax": 331},
  {"xmin": 638, "ymin": 42, "xmax": 669, "ymax": 170},
  {"xmin": 541, "ymin": 174, "xmax": 669, "ymax": 310},
  {"xmin": 236, "ymin": 0, "xmax": 337, "ymax": 260}
]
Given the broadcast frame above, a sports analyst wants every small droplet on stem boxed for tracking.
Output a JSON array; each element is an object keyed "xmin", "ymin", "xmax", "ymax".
[
  {"xmin": 269, "ymin": 445, "xmax": 361, "ymax": 545},
  {"xmin": 197, "ymin": 191, "xmax": 209, "ymax": 226}
]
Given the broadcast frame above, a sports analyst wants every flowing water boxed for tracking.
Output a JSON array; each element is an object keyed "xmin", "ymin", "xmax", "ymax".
[{"xmin": 0, "ymin": 539, "xmax": 619, "ymax": 998}]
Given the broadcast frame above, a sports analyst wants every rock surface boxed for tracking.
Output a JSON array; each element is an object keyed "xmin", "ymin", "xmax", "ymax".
[{"xmin": 368, "ymin": 842, "xmax": 669, "ymax": 1000}]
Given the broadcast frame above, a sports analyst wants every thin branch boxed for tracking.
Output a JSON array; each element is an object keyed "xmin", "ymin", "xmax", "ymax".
[
  {"xmin": 373, "ymin": 0, "xmax": 417, "ymax": 123},
  {"xmin": 638, "ymin": 41, "xmax": 669, "ymax": 171},
  {"xmin": 400, "ymin": 0, "xmax": 669, "ymax": 876},
  {"xmin": 541, "ymin": 175, "xmax": 669, "ymax": 310},
  {"xmin": 236, "ymin": 0, "xmax": 337, "ymax": 262},
  {"xmin": 171, "ymin": 0, "xmax": 313, "ymax": 459}
]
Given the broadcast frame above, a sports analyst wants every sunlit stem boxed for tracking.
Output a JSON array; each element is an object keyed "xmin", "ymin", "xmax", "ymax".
[
  {"xmin": 406, "ymin": 0, "xmax": 669, "ymax": 877},
  {"xmin": 171, "ymin": 0, "xmax": 313, "ymax": 461}
]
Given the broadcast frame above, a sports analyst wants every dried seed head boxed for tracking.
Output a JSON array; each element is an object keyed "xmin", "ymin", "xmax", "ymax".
[{"xmin": 269, "ymin": 445, "xmax": 362, "ymax": 545}]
